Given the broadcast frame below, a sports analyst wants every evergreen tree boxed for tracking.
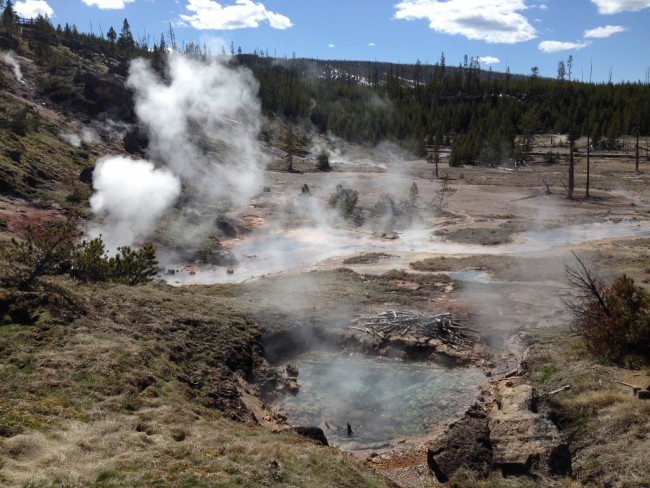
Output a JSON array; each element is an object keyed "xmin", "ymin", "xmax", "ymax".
[
  {"xmin": 116, "ymin": 18, "xmax": 134, "ymax": 55},
  {"xmin": 107, "ymin": 26, "xmax": 116, "ymax": 46},
  {"xmin": 2, "ymin": 0, "xmax": 16, "ymax": 31}
]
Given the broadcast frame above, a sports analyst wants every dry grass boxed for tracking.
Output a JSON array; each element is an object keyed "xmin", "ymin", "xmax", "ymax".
[
  {"xmin": 0, "ymin": 411, "xmax": 391, "ymax": 487},
  {"xmin": 0, "ymin": 277, "xmax": 396, "ymax": 487},
  {"xmin": 526, "ymin": 328, "xmax": 650, "ymax": 488}
]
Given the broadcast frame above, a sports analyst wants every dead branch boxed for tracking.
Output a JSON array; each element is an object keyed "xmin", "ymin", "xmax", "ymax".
[
  {"xmin": 356, "ymin": 310, "xmax": 479, "ymax": 347},
  {"xmin": 548, "ymin": 384, "xmax": 571, "ymax": 395},
  {"xmin": 614, "ymin": 379, "xmax": 641, "ymax": 389}
]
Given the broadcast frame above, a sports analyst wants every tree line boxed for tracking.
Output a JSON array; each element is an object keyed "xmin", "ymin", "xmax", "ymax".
[{"xmin": 2, "ymin": 2, "xmax": 649, "ymax": 168}]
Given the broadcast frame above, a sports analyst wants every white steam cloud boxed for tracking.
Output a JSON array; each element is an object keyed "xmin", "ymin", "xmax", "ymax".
[
  {"xmin": 127, "ymin": 54, "xmax": 266, "ymax": 205},
  {"xmin": 59, "ymin": 127, "xmax": 101, "ymax": 147},
  {"xmin": 1, "ymin": 51, "xmax": 24, "ymax": 84},
  {"xmin": 88, "ymin": 54, "xmax": 267, "ymax": 249},
  {"xmin": 89, "ymin": 156, "xmax": 181, "ymax": 250}
]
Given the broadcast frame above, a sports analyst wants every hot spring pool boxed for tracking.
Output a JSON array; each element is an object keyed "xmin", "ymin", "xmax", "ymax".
[{"xmin": 270, "ymin": 352, "xmax": 487, "ymax": 450}]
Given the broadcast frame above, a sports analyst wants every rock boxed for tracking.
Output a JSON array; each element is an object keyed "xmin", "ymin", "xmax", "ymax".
[
  {"xmin": 216, "ymin": 217, "xmax": 238, "ymax": 238},
  {"xmin": 123, "ymin": 126, "xmax": 149, "ymax": 154},
  {"xmin": 4, "ymin": 149, "xmax": 21, "ymax": 163},
  {"xmin": 638, "ymin": 390, "xmax": 650, "ymax": 400},
  {"xmin": 293, "ymin": 426, "xmax": 328, "ymax": 446},
  {"xmin": 488, "ymin": 382, "xmax": 571, "ymax": 477},
  {"xmin": 287, "ymin": 379, "xmax": 300, "ymax": 394},
  {"xmin": 427, "ymin": 403, "xmax": 493, "ymax": 483},
  {"xmin": 82, "ymin": 71, "xmax": 134, "ymax": 120},
  {"xmin": 286, "ymin": 362, "xmax": 299, "ymax": 378},
  {"xmin": 79, "ymin": 166, "xmax": 94, "ymax": 185},
  {"xmin": 263, "ymin": 186, "xmax": 271, "ymax": 192}
]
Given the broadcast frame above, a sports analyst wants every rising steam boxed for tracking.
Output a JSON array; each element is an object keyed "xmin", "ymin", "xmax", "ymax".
[
  {"xmin": 88, "ymin": 156, "xmax": 181, "ymax": 250},
  {"xmin": 88, "ymin": 53, "xmax": 267, "ymax": 248},
  {"xmin": 1, "ymin": 51, "xmax": 24, "ymax": 84},
  {"xmin": 127, "ymin": 54, "xmax": 266, "ymax": 205}
]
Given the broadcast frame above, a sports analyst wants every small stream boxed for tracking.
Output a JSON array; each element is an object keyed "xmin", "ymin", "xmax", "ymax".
[{"xmin": 270, "ymin": 352, "xmax": 486, "ymax": 450}]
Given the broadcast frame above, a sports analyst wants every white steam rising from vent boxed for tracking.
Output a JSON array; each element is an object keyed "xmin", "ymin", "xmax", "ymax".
[
  {"xmin": 89, "ymin": 156, "xmax": 181, "ymax": 250},
  {"xmin": 127, "ymin": 54, "xmax": 266, "ymax": 205},
  {"xmin": 88, "ymin": 54, "xmax": 267, "ymax": 248},
  {"xmin": 1, "ymin": 51, "xmax": 24, "ymax": 84}
]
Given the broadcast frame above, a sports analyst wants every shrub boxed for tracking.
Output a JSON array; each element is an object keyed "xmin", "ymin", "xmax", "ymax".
[
  {"xmin": 563, "ymin": 254, "xmax": 650, "ymax": 365},
  {"xmin": 0, "ymin": 218, "xmax": 78, "ymax": 290},
  {"xmin": 429, "ymin": 175, "xmax": 456, "ymax": 215},
  {"xmin": 70, "ymin": 237, "xmax": 111, "ymax": 282},
  {"xmin": 316, "ymin": 151, "xmax": 331, "ymax": 172},
  {"xmin": 109, "ymin": 244, "xmax": 158, "ymax": 285},
  {"xmin": 329, "ymin": 184, "xmax": 363, "ymax": 225},
  {"xmin": 1, "ymin": 219, "xmax": 158, "ymax": 289},
  {"xmin": 71, "ymin": 238, "xmax": 158, "ymax": 285},
  {"xmin": 373, "ymin": 193, "xmax": 400, "ymax": 217}
]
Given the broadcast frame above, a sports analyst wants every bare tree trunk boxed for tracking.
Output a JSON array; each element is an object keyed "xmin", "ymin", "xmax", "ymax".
[
  {"xmin": 586, "ymin": 135, "xmax": 590, "ymax": 197},
  {"xmin": 635, "ymin": 121, "xmax": 639, "ymax": 173},
  {"xmin": 567, "ymin": 136, "xmax": 574, "ymax": 200}
]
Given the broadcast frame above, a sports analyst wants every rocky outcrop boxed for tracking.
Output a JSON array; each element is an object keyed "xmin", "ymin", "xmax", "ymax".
[
  {"xmin": 293, "ymin": 426, "xmax": 329, "ymax": 446},
  {"xmin": 426, "ymin": 379, "xmax": 571, "ymax": 482},
  {"xmin": 489, "ymin": 381, "xmax": 571, "ymax": 476},
  {"xmin": 82, "ymin": 71, "xmax": 134, "ymax": 121},
  {"xmin": 427, "ymin": 403, "xmax": 493, "ymax": 483},
  {"xmin": 123, "ymin": 126, "xmax": 149, "ymax": 155}
]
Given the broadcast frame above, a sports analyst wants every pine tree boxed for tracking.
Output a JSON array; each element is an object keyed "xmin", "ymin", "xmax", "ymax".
[
  {"xmin": 107, "ymin": 26, "xmax": 116, "ymax": 47},
  {"xmin": 2, "ymin": 0, "xmax": 16, "ymax": 31},
  {"xmin": 116, "ymin": 18, "xmax": 134, "ymax": 55}
]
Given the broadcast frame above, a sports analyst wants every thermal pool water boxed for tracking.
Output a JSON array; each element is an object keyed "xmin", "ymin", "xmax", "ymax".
[
  {"xmin": 168, "ymin": 220, "xmax": 649, "ymax": 284},
  {"xmin": 270, "ymin": 352, "xmax": 487, "ymax": 450}
]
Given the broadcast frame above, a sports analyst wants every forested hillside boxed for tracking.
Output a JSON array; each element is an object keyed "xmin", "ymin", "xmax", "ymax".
[{"xmin": 2, "ymin": 6, "xmax": 650, "ymax": 167}]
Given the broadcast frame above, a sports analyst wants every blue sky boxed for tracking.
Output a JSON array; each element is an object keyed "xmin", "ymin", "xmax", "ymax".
[{"xmin": 11, "ymin": 0, "xmax": 650, "ymax": 83}]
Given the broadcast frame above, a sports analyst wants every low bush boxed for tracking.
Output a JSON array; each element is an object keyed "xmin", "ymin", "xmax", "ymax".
[
  {"xmin": 1, "ymin": 219, "xmax": 158, "ymax": 290},
  {"xmin": 563, "ymin": 254, "xmax": 650, "ymax": 365}
]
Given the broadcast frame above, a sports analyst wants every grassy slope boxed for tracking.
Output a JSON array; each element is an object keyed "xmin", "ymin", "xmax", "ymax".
[
  {"xmin": 0, "ymin": 278, "xmax": 393, "ymax": 487},
  {"xmin": 526, "ymin": 328, "xmax": 650, "ymax": 488}
]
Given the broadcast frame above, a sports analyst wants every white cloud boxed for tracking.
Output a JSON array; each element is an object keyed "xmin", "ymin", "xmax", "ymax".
[
  {"xmin": 82, "ymin": 0, "xmax": 134, "ymax": 9},
  {"xmin": 538, "ymin": 40, "xmax": 591, "ymax": 53},
  {"xmin": 328, "ymin": 43, "xmax": 335, "ymax": 48},
  {"xmin": 368, "ymin": 42, "xmax": 376, "ymax": 47},
  {"xmin": 591, "ymin": 0, "xmax": 650, "ymax": 14},
  {"xmin": 477, "ymin": 56, "xmax": 500, "ymax": 64},
  {"xmin": 394, "ymin": 0, "xmax": 537, "ymax": 44},
  {"xmin": 181, "ymin": 0, "xmax": 292, "ymax": 30},
  {"xmin": 14, "ymin": 0, "xmax": 53, "ymax": 17},
  {"xmin": 538, "ymin": 3, "xmax": 549, "ymax": 9},
  {"xmin": 584, "ymin": 24, "xmax": 628, "ymax": 37}
]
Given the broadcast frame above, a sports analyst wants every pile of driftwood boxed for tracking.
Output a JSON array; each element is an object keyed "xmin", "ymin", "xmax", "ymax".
[{"xmin": 351, "ymin": 311, "xmax": 480, "ymax": 349}]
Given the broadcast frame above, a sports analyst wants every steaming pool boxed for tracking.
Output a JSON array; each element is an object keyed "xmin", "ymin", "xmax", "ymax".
[
  {"xmin": 270, "ymin": 352, "xmax": 486, "ymax": 450},
  {"xmin": 167, "ymin": 219, "xmax": 649, "ymax": 285}
]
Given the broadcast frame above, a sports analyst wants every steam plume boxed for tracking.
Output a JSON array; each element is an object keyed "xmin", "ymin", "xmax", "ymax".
[
  {"xmin": 127, "ymin": 54, "xmax": 266, "ymax": 204},
  {"xmin": 60, "ymin": 128, "xmax": 100, "ymax": 147},
  {"xmin": 88, "ymin": 54, "xmax": 267, "ymax": 248},
  {"xmin": 1, "ymin": 51, "xmax": 24, "ymax": 84},
  {"xmin": 89, "ymin": 156, "xmax": 181, "ymax": 250}
]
